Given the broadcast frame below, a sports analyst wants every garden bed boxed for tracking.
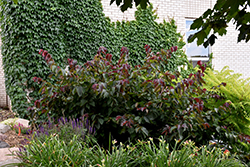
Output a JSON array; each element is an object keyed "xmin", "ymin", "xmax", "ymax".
[{"xmin": 0, "ymin": 109, "xmax": 30, "ymax": 147}]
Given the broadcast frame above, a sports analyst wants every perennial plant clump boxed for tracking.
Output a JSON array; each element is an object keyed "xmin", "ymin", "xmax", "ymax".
[
  {"xmin": 31, "ymin": 115, "xmax": 96, "ymax": 145},
  {"xmin": 13, "ymin": 135, "xmax": 245, "ymax": 167}
]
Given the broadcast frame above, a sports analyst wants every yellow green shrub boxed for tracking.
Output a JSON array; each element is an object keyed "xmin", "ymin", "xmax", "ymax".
[{"xmin": 204, "ymin": 66, "xmax": 250, "ymax": 135}]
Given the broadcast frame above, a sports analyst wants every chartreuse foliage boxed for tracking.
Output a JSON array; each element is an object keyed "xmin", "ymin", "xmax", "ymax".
[
  {"xmin": 203, "ymin": 67, "xmax": 250, "ymax": 136},
  {"xmin": 0, "ymin": 0, "xmax": 190, "ymax": 118},
  {"xmin": 29, "ymin": 45, "xmax": 250, "ymax": 164},
  {"xmin": 203, "ymin": 67, "xmax": 250, "ymax": 164}
]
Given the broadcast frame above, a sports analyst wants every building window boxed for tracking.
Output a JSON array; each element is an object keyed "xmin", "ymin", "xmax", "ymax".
[{"xmin": 186, "ymin": 19, "xmax": 210, "ymax": 67}]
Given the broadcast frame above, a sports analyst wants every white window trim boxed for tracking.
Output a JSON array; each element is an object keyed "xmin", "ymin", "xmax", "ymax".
[{"xmin": 187, "ymin": 57, "xmax": 209, "ymax": 61}]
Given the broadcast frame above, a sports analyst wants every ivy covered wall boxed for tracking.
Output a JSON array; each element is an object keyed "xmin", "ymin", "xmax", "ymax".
[{"xmin": 0, "ymin": 0, "xmax": 189, "ymax": 117}]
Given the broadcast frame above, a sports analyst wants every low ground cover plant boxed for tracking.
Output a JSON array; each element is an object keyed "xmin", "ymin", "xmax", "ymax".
[{"xmin": 12, "ymin": 135, "xmax": 245, "ymax": 167}]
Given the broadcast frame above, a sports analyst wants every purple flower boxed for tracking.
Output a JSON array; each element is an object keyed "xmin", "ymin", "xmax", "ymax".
[
  {"xmin": 40, "ymin": 126, "xmax": 44, "ymax": 133},
  {"xmin": 60, "ymin": 117, "xmax": 65, "ymax": 124},
  {"xmin": 89, "ymin": 127, "xmax": 92, "ymax": 133},
  {"xmin": 72, "ymin": 121, "xmax": 75, "ymax": 130},
  {"xmin": 48, "ymin": 120, "xmax": 52, "ymax": 128}
]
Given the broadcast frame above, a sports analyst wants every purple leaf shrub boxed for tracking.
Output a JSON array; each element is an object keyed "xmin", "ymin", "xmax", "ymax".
[{"xmin": 30, "ymin": 45, "xmax": 248, "ymax": 149}]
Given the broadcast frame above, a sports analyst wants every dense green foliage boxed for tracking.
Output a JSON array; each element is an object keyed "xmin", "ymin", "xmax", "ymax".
[
  {"xmin": 9, "ymin": 0, "xmax": 250, "ymax": 45},
  {"xmin": 203, "ymin": 66, "xmax": 250, "ymax": 163},
  {"xmin": 14, "ymin": 135, "xmax": 245, "ymax": 167},
  {"xmin": 0, "ymin": 0, "xmax": 189, "ymax": 118},
  {"xmin": 204, "ymin": 67, "xmax": 250, "ymax": 135},
  {"xmin": 30, "ymin": 45, "xmax": 250, "ymax": 159},
  {"xmin": 106, "ymin": 5, "xmax": 189, "ymax": 73}
]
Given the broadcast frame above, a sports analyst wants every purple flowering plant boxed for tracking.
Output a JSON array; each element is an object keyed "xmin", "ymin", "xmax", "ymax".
[{"xmin": 31, "ymin": 115, "xmax": 96, "ymax": 144}]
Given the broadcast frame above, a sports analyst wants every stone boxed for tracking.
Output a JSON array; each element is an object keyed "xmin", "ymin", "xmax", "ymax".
[
  {"xmin": 0, "ymin": 158, "xmax": 21, "ymax": 167},
  {"xmin": 0, "ymin": 118, "xmax": 18, "ymax": 127},
  {"xmin": 15, "ymin": 118, "xmax": 30, "ymax": 128},
  {"xmin": 0, "ymin": 147, "xmax": 19, "ymax": 161},
  {"xmin": 0, "ymin": 141, "xmax": 9, "ymax": 148},
  {"xmin": 0, "ymin": 123, "xmax": 11, "ymax": 133},
  {"xmin": 0, "ymin": 133, "xmax": 7, "ymax": 140},
  {"xmin": 0, "ymin": 118, "xmax": 30, "ymax": 128}
]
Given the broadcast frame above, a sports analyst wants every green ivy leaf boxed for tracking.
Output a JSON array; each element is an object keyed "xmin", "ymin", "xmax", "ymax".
[{"xmin": 13, "ymin": 0, "xmax": 18, "ymax": 4}]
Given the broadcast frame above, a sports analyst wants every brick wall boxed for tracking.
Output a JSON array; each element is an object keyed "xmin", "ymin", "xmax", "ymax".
[
  {"xmin": 0, "ymin": 0, "xmax": 249, "ymax": 107},
  {"xmin": 102, "ymin": 0, "xmax": 250, "ymax": 78},
  {"xmin": 102, "ymin": 0, "xmax": 214, "ymax": 34},
  {"xmin": 212, "ymin": 21, "xmax": 250, "ymax": 78},
  {"xmin": 0, "ymin": 37, "xmax": 8, "ymax": 107}
]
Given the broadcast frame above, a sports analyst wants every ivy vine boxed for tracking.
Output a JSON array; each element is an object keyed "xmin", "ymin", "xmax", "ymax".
[{"xmin": 0, "ymin": 0, "xmax": 191, "ymax": 118}]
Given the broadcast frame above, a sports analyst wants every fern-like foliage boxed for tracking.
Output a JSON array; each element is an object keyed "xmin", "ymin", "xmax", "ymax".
[{"xmin": 204, "ymin": 66, "xmax": 250, "ymax": 136}]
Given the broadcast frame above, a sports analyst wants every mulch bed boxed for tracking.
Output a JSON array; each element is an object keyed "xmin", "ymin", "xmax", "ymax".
[{"xmin": 0, "ymin": 109, "xmax": 31, "ymax": 147}]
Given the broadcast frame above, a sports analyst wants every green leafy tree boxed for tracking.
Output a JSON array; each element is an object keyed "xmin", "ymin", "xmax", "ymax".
[{"xmin": 188, "ymin": 0, "xmax": 250, "ymax": 47}]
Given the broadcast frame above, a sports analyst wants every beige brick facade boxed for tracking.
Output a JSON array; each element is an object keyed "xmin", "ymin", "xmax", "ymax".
[
  {"xmin": 0, "ymin": 0, "xmax": 249, "ymax": 107},
  {"xmin": 0, "ymin": 37, "xmax": 8, "ymax": 107}
]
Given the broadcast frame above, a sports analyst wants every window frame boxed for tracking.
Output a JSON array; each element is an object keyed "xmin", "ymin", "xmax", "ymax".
[{"xmin": 185, "ymin": 18, "xmax": 211, "ymax": 63}]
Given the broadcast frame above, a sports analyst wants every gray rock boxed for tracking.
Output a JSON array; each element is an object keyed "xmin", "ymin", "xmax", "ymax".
[
  {"xmin": 0, "ymin": 123, "xmax": 10, "ymax": 134},
  {"xmin": 0, "ymin": 141, "xmax": 9, "ymax": 148},
  {"xmin": 0, "ymin": 133, "xmax": 7, "ymax": 140},
  {"xmin": 0, "ymin": 147, "xmax": 19, "ymax": 161},
  {"xmin": 0, "ymin": 118, "xmax": 30, "ymax": 128},
  {"xmin": 14, "ymin": 118, "xmax": 30, "ymax": 128}
]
